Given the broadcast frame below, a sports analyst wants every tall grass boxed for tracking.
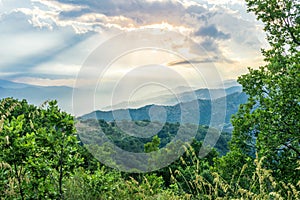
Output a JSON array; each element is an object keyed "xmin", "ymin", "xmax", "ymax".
[
  {"xmin": 63, "ymin": 143, "xmax": 299, "ymax": 199},
  {"xmin": 170, "ymin": 143, "xmax": 300, "ymax": 200},
  {"xmin": 63, "ymin": 166, "xmax": 187, "ymax": 200}
]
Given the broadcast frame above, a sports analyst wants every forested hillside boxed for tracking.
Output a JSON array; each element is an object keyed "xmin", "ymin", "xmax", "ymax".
[
  {"xmin": 81, "ymin": 91, "xmax": 248, "ymax": 133},
  {"xmin": 78, "ymin": 119, "xmax": 230, "ymax": 155}
]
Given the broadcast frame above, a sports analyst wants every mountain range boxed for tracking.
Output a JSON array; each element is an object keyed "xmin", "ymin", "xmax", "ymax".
[
  {"xmin": 80, "ymin": 91, "xmax": 248, "ymax": 132},
  {"xmin": 0, "ymin": 79, "xmax": 73, "ymax": 112},
  {"xmin": 0, "ymin": 79, "xmax": 248, "ymax": 132},
  {"xmin": 102, "ymin": 85, "xmax": 242, "ymax": 110}
]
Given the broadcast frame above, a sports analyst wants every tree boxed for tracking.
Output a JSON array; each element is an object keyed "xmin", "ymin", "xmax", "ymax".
[
  {"xmin": 144, "ymin": 135, "xmax": 160, "ymax": 153},
  {"xmin": 229, "ymin": 0, "xmax": 299, "ymax": 184},
  {"xmin": 0, "ymin": 98, "xmax": 82, "ymax": 199}
]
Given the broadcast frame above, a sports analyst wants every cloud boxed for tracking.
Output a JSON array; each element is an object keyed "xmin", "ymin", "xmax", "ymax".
[
  {"xmin": 0, "ymin": 0, "xmax": 270, "ymax": 114},
  {"xmin": 167, "ymin": 59, "xmax": 213, "ymax": 66},
  {"xmin": 200, "ymin": 38, "xmax": 220, "ymax": 52},
  {"xmin": 195, "ymin": 24, "xmax": 230, "ymax": 40},
  {"xmin": 0, "ymin": 0, "xmax": 32, "ymax": 14},
  {"xmin": 12, "ymin": 77, "xmax": 75, "ymax": 87},
  {"xmin": 13, "ymin": 0, "xmax": 262, "ymax": 52},
  {"xmin": 0, "ymin": 11, "xmax": 87, "ymax": 72},
  {"xmin": 0, "ymin": 0, "xmax": 267, "ymax": 88},
  {"xmin": 14, "ymin": 0, "xmax": 190, "ymax": 34}
]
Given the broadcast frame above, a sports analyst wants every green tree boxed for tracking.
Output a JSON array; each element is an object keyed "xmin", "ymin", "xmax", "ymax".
[
  {"xmin": 144, "ymin": 135, "xmax": 160, "ymax": 153},
  {"xmin": 228, "ymin": 0, "xmax": 299, "ymax": 184},
  {"xmin": 0, "ymin": 98, "xmax": 82, "ymax": 199}
]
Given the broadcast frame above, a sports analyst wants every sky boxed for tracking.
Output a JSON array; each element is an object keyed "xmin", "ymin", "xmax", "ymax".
[{"xmin": 0, "ymin": 0, "xmax": 269, "ymax": 113}]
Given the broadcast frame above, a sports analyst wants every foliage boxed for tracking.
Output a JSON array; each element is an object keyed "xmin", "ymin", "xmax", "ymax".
[
  {"xmin": 144, "ymin": 135, "xmax": 160, "ymax": 153},
  {"xmin": 229, "ymin": 0, "xmax": 300, "ymax": 184},
  {"xmin": 0, "ymin": 97, "xmax": 299, "ymax": 199},
  {"xmin": 64, "ymin": 164, "xmax": 188, "ymax": 200},
  {"xmin": 168, "ymin": 143, "xmax": 300, "ymax": 200},
  {"xmin": 0, "ymin": 98, "xmax": 82, "ymax": 199},
  {"xmin": 64, "ymin": 165, "xmax": 125, "ymax": 200}
]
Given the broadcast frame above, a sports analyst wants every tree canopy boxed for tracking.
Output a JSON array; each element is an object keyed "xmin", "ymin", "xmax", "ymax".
[
  {"xmin": 228, "ymin": 0, "xmax": 299, "ymax": 184},
  {"xmin": 0, "ymin": 98, "xmax": 82, "ymax": 199}
]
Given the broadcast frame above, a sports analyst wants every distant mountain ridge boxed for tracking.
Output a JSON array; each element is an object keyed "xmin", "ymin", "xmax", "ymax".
[
  {"xmin": 102, "ymin": 85, "xmax": 242, "ymax": 110},
  {"xmin": 0, "ymin": 79, "xmax": 73, "ymax": 112},
  {"xmin": 0, "ymin": 79, "xmax": 32, "ymax": 89},
  {"xmin": 80, "ymin": 91, "xmax": 248, "ymax": 132},
  {"xmin": 0, "ymin": 79, "xmax": 246, "ymax": 129}
]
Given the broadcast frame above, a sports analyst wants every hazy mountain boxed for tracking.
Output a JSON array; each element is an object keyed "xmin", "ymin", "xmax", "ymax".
[
  {"xmin": 0, "ymin": 79, "xmax": 31, "ymax": 89},
  {"xmin": 0, "ymin": 80, "xmax": 73, "ymax": 112},
  {"xmin": 220, "ymin": 79, "xmax": 241, "ymax": 88},
  {"xmin": 80, "ymin": 91, "xmax": 248, "ymax": 132},
  {"xmin": 103, "ymin": 85, "xmax": 242, "ymax": 110},
  {"xmin": 0, "ymin": 79, "xmax": 245, "ymax": 125}
]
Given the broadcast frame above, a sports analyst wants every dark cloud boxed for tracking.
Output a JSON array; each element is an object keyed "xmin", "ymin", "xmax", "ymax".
[
  {"xmin": 200, "ymin": 38, "xmax": 220, "ymax": 52},
  {"xmin": 185, "ymin": 4, "xmax": 216, "ymax": 23},
  {"xmin": 57, "ymin": 0, "xmax": 182, "ymax": 15},
  {"xmin": 57, "ymin": 0, "xmax": 185, "ymax": 25},
  {"xmin": 167, "ymin": 57, "xmax": 218, "ymax": 66},
  {"xmin": 186, "ymin": 4, "xmax": 206, "ymax": 15},
  {"xmin": 195, "ymin": 24, "xmax": 230, "ymax": 40},
  {"xmin": 167, "ymin": 55, "xmax": 234, "ymax": 66}
]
